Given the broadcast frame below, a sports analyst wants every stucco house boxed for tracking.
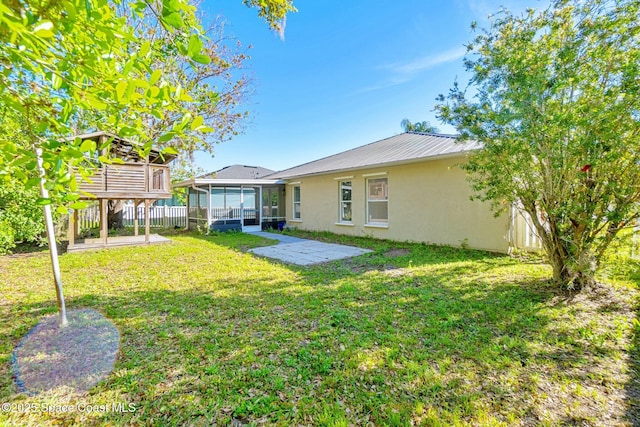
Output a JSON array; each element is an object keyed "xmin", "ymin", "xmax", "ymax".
[{"xmin": 174, "ymin": 132, "xmax": 539, "ymax": 253}]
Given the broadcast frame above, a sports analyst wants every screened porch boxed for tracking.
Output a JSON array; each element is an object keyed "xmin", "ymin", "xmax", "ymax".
[{"xmin": 186, "ymin": 184, "xmax": 285, "ymax": 232}]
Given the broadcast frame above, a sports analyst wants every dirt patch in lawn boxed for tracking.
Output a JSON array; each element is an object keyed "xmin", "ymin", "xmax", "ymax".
[
  {"xmin": 384, "ymin": 248, "xmax": 410, "ymax": 258},
  {"xmin": 343, "ymin": 259, "xmax": 397, "ymax": 274},
  {"xmin": 12, "ymin": 308, "xmax": 120, "ymax": 395}
]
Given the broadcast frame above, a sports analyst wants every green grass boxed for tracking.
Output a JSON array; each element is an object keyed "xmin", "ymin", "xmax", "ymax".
[{"xmin": 0, "ymin": 230, "xmax": 639, "ymax": 426}]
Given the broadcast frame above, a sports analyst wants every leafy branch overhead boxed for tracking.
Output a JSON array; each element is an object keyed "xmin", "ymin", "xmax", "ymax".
[
  {"xmin": 114, "ymin": 4, "xmax": 254, "ymax": 164},
  {"xmin": 436, "ymin": 0, "xmax": 640, "ymax": 288},
  {"xmin": 0, "ymin": 0, "xmax": 296, "ymax": 205}
]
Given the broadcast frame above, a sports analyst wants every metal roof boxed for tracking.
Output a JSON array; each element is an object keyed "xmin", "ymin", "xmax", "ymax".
[
  {"xmin": 199, "ymin": 164, "xmax": 275, "ymax": 180},
  {"xmin": 266, "ymin": 132, "xmax": 481, "ymax": 179}
]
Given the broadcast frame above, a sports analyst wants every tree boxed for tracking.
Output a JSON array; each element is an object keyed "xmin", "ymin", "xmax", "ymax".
[
  {"xmin": 401, "ymin": 118, "xmax": 439, "ymax": 133},
  {"xmin": 436, "ymin": 0, "xmax": 640, "ymax": 289},
  {"xmin": 102, "ymin": 9, "xmax": 254, "ymax": 228},
  {"xmin": 0, "ymin": 0, "xmax": 296, "ymax": 204},
  {"xmin": 0, "ymin": 112, "xmax": 53, "ymax": 254},
  {"xmin": 0, "ymin": 176, "xmax": 52, "ymax": 254},
  {"xmin": 0, "ymin": 0, "xmax": 295, "ymax": 326}
]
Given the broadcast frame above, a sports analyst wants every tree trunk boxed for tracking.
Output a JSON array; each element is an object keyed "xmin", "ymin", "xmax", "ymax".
[
  {"xmin": 546, "ymin": 239, "xmax": 597, "ymax": 290},
  {"xmin": 524, "ymin": 205, "xmax": 597, "ymax": 290},
  {"xmin": 107, "ymin": 200, "xmax": 124, "ymax": 229},
  {"xmin": 547, "ymin": 243, "xmax": 569, "ymax": 285}
]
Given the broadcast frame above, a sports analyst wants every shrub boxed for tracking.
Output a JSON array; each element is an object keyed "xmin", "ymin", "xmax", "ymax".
[
  {"xmin": 0, "ymin": 177, "xmax": 54, "ymax": 251},
  {"xmin": 0, "ymin": 219, "xmax": 15, "ymax": 254}
]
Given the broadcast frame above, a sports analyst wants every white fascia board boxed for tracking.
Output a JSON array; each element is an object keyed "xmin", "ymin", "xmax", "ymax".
[{"xmin": 174, "ymin": 178, "xmax": 282, "ymax": 188}]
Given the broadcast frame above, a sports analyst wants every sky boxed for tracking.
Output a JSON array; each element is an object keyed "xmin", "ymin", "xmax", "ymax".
[{"xmin": 195, "ymin": 0, "xmax": 550, "ymax": 174}]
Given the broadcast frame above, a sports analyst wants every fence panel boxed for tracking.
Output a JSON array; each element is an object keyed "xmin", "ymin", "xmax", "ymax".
[
  {"xmin": 122, "ymin": 205, "xmax": 186, "ymax": 228},
  {"xmin": 79, "ymin": 204, "xmax": 100, "ymax": 230},
  {"xmin": 76, "ymin": 204, "xmax": 186, "ymax": 230}
]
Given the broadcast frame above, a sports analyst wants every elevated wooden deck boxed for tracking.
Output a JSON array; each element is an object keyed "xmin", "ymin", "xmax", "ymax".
[
  {"xmin": 78, "ymin": 163, "xmax": 171, "ymax": 200},
  {"xmin": 68, "ymin": 131, "xmax": 177, "ymax": 252}
]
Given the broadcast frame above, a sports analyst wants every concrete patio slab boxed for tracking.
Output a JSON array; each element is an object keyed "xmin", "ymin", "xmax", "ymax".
[
  {"xmin": 247, "ymin": 232, "xmax": 372, "ymax": 266},
  {"xmin": 247, "ymin": 231, "xmax": 307, "ymax": 244}
]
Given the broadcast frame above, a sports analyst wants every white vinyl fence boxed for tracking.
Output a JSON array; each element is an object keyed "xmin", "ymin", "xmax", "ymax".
[{"xmin": 77, "ymin": 204, "xmax": 186, "ymax": 230}]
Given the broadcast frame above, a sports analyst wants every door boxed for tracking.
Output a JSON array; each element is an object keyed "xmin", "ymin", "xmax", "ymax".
[{"xmin": 241, "ymin": 186, "xmax": 261, "ymax": 232}]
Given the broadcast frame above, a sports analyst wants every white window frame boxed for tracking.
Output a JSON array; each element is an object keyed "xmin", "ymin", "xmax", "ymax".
[
  {"xmin": 292, "ymin": 185, "xmax": 301, "ymax": 220},
  {"xmin": 339, "ymin": 180, "xmax": 352, "ymax": 223},
  {"xmin": 366, "ymin": 177, "xmax": 388, "ymax": 225}
]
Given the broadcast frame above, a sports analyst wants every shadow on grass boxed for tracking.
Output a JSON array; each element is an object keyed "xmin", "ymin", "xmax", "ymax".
[
  {"xmin": 1, "ymin": 260, "xmax": 558, "ymax": 425},
  {"xmin": 176, "ymin": 230, "xmax": 279, "ymax": 253},
  {"xmin": 6, "ymin": 241, "xmax": 53, "ymax": 256},
  {"xmin": 0, "ymin": 232, "xmax": 635, "ymax": 425},
  {"xmin": 626, "ymin": 304, "xmax": 640, "ymax": 426}
]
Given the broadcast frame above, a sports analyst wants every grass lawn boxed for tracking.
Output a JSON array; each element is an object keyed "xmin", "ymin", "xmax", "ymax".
[{"xmin": 1, "ymin": 230, "xmax": 639, "ymax": 426}]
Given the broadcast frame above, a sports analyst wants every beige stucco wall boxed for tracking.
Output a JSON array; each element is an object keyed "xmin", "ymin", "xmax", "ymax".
[{"xmin": 283, "ymin": 156, "xmax": 512, "ymax": 252}]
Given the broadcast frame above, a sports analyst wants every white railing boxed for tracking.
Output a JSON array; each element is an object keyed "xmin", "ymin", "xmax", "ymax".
[
  {"xmin": 76, "ymin": 204, "xmax": 186, "ymax": 230},
  {"xmin": 122, "ymin": 205, "xmax": 186, "ymax": 228}
]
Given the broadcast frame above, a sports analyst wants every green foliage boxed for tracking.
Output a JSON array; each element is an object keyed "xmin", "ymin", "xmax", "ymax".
[
  {"xmin": 243, "ymin": 0, "xmax": 296, "ymax": 32},
  {"xmin": 401, "ymin": 118, "xmax": 439, "ymax": 133},
  {"xmin": 436, "ymin": 0, "xmax": 640, "ymax": 288},
  {"xmin": 115, "ymin": 6, "xmax": 256, "ymax": 161},
  {"xmin": 0, "ymin": 176, "xmax": 58, "ymax": 253},
  {"xmin": 0, "ymin": 219, "xmax": 14, "ymax": 255},
  {"xmin": 1, "ymin": 0, "xmax": 204, "ymax": 205},
  {"xmin": 0, "ymin": 0, "xmax": 296, "ymax": 206}
]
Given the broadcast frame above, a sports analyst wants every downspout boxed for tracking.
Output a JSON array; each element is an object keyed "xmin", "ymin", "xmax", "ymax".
[
  {"xmin": 183, "ymin": 186, "xmax": 189, "ymax": 231},
  {"xmin": 191, "ymin": 184, "xmax": 210, "ymax": 233},
  {"xmin": 508, "ymin": 203, "xmax": 516, "ymax": 255}
]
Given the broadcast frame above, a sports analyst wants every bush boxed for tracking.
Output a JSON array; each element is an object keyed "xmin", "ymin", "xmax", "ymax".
[
  {"xmin": 0, "ymin": 177, "xmax": 54, "ymax": 252},
  {"xmin": 0, "ymin": 219, "xmax": 15, "ymax": 254}
]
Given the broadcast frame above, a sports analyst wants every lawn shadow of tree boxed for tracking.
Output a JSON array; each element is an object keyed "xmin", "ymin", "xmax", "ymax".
[{"xmin": 0, "ymin": 233, "xmax": 636, "ymax": 426}]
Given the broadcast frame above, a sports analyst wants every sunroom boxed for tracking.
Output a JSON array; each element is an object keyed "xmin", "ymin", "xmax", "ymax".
[{"xmin": 172, "ymin": 166, "xmax": 286, "ymax": 232}]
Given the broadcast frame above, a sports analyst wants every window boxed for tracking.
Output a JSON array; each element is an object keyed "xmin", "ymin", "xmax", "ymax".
[
  {"xmin": 339, "ymin": 181, "xmax": 352, "ymax": 222},
  {"xmin": 262, "ymin": 188, "xmax": 281, "ymax": 219},
  {"xmin": 366, "ymin": 177, "xmax": 388, "ymax": 224},
  {"xmin": 293, "ymin": 185, "xmax": 301, "ymax": 219},
  {"xmin": 210, "ymin": 188, "xmax": 225, "ymax": 218}
]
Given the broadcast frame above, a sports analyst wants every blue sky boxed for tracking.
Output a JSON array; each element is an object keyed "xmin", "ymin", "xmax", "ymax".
[{"xmin": 195, "ymin": 0, "xmax": 549, "ymax": 173}]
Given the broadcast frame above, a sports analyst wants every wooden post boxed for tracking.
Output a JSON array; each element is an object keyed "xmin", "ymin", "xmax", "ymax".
[
  {"xmin": 68, "ymin": 208, "xmax": 75, "ymax": 249},
  {"xmin": 101, "ymin": 199, "xmax": 108, "ymax": 247},
  {"xmin": 144, "ymin": 199, "xmax": 150, "ymax": 243},
  {"xmin": 134, "ymin": 199, "xmax": 139, "ymax": 236},
  {"xmin": 144, "ymin": 162, "xmax": 149, "ymax": 193},
  {"xmin": 99, "ymin": 200, "xmax": 104, "ymax": 238},
  {"xmin": 164, "ymin": 166, "xmax": 169, "ymax": 192},
  {"xmin": 163, "ymin": 204, "xmax": 168, "ymax": 229},
  {"xmin": 73, "ymin": 208, "xmax": 79, "ymax": 242}
]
